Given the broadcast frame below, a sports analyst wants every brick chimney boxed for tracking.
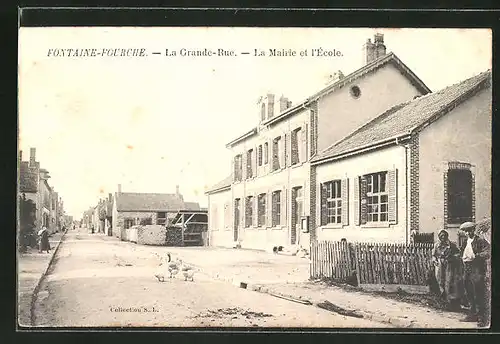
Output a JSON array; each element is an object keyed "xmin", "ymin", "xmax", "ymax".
[
  {"xmin": 117, "ymin": 184, "xmax": 122, "ymax": 193},
  {"xmin": 363, "ymin": 33, "xmax": 387, "ymax": 65},
  {"xmin": 176, "ymin": 185, "xmax": 180, "ymax": 196},
  {"xmin": 374, "ymin": 33, "xmax": 386, "ymax": 59},
  {"xmin": 29, "ymin": 147, "xmax": 36, "ymax": 167},
  {"xmin": 266, "ymin": 93, "xmax": 275, "ymax": 119},
  {"xmin": 19, "ymin": 150, "xmax": 22, "ymax": 164},
  {"xmin": 279, "ymin": 95, "xmax": 290, "ymax": 113}
]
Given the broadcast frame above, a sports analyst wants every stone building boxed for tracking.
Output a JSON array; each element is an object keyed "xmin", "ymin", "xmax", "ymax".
[
  {"xmin": 111, "ymin": 184, "xmax": 201, "ymax": 241},
  {"xmin": 206, "ymin": 33, "xmax": 432, "ymax": 251},
  {"xmin": 310, "ymin": 71, "xmax": 491, "ymax": 245}
]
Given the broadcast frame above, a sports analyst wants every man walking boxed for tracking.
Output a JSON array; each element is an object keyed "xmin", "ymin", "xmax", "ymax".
[{"xmin": 459, "ymin": 221, "xmax": 490, "ymax": 327}]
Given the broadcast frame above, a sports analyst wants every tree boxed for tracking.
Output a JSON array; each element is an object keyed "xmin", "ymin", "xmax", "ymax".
[{"xmin": 19, "ymin": 193, "xmax": 36, "ymax": 252}]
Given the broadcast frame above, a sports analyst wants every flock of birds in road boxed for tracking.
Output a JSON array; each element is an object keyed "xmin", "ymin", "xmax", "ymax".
[{"xmin": 154, "ymin": 252, "xmax": 195, "ymax": 282}]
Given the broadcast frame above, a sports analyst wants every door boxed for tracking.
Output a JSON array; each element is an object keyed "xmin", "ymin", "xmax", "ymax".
[
  {"xmin": 291, "ymin": 187, "xmax": 303, "ymax": 245},
  {"xmin": 234, "ymin": 198, "xmax": 241, "ymax": 242}
]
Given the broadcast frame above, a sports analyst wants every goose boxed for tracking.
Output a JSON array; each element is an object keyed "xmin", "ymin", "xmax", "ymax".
[{"xmin": 179, "ymin": 259, "xmax": 195, "ymax": 282}]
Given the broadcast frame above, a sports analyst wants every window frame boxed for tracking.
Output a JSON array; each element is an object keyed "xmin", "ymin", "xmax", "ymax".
[
  {"xmin": 257, "ymin": 193, "xmax": 267, "ymax": 228},
  {"xmin": 325, "ymin": 180, "xmax": 342, "ymax": 225},
  {"xmin": 245, "ymin": 196, "xmax": 254, "ymax": 228},
  {"xmin": 445, "ymin": 162, "xmax": 474, "ymax": 225},
  {"xmin": 365, "ymin": 171, "xmax": 389, "ymax": 223},
  {"xmin": 272, "ymin": 190, "xmax": 282, "ymax": 227}
]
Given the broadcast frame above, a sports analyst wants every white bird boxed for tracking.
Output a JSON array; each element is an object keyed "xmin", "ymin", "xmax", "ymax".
[{"xmin": 179, "ymin": 259, "xmax": 195, "ymax": 282}]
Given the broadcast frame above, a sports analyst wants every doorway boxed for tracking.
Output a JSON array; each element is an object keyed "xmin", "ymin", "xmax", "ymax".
[{"xmin": 291, "ymin": 187, "xmax": 303, "ymax": 245}]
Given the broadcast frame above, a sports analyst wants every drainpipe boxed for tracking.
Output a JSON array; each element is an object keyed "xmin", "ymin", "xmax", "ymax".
[{"xmin": 404, "ymin": 143, "xmax": 409, "ymax": 245}]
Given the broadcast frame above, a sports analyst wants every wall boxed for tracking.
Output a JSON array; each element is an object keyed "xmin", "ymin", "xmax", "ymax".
[
  {"xmin": 229, "ymin": 107, "xmax": 311, "ymax": 250},
  {"xmin": 315, "ymin": 144, "xmax": 408, "ymax": 243},
  {"xmin": 208, "ymin": 188, "xmax": 234, "ymax": 248},
  {"xmin": 317, "ymin": 62, "xmax": 424, "ymax": 152},
  {"xmin": 137, "ymin": 225, "xmax": 167, "ymax": 245},
  {"xmin": 418, "ymin": 87, "xmax": 492, "ymax": 245}
]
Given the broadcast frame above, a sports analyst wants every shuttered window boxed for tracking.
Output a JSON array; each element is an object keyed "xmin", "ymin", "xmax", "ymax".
[
  {"xmin": 258, "ymin": 193, "xmax": 266, "ymax": 227},
  {"xmin": 246, "ymin": 149, "xmax": 254, "ymax": 179},
  {"xmin": 245, "ymin": 196, "xmax": 254, "ymax": 228},
  {"xmin": 291, "ymin": 128, "xmax": 301, "ymax": 165},
  {"xmin": 234, "ymin": 198, "xmax": 241, "ymax": 228},
  {"xmin": 264, "ymin": 142, "xmax": 269, "ymax": 164},
  {"xmin": 272, "ymin": 190, "xmax": 281, "ymax": 226},
  {"xmin": 320, "ymin": 179, "xmax": 349, "ymax": 226},
  {"xmin": 233, "ymin": 155, "xmax": 243, "ymax": 181},
  {"xmin": 447, "ymin": 168, "xmax": 473, "ymax": 224},
  {"xmin": 355, "ymin": 169, "xmax": 397, "ymax": 225},
  {"xmin": 272, "ymin": 137, "xmax": 281, "ymax": 171},
  {"xmin": 258, "ymin": 145, "xmax": 263, "ymax": 166}
]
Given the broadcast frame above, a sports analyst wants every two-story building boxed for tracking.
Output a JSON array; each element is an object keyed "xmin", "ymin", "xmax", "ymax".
[{"xmin": 206, "ymin": 33, "xmax": 432, "ymax": 251}]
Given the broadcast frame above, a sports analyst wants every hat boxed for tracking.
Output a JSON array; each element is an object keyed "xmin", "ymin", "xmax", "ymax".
[{"xmin": 459, "ymin": 221, "xmax": 476, "ymax": 232}]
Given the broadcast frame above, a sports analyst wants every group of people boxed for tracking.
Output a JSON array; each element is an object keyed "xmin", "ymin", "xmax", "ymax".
[
  {"xmin": 431, "ymin": 221, "xmax": 490, "ymax": 327},
  {"xmin": 37, "ymin": 227, "xmax": 51, "ymax": 253}
]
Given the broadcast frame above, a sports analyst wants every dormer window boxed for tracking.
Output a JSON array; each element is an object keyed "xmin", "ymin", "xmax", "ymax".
[{"xmin": 260, "ymin": 102, "xmax": 266, "ymax": 122}]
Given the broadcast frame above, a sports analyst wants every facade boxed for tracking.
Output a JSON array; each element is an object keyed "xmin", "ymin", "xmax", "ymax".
[
  {"xmin": 19, "ymin": 147, "xmax": 66, "ymax": 234},
  {"xmin": 310, "ymin": 71, "xmax": 491, "ymax": 245},
  {"xmin": 206, "ymin": 33, "xmax": 431, "ymax": 251},
  {"xmin": 111, "ymin": 184, "xmax": 201, "ymax": 240}
]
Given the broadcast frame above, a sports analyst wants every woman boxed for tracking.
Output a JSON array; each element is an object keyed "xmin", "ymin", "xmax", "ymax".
[
  {"xmin": 432, "ymin": 229, "xmax": 464, "ymax": 311},
  {"xmin": 38, "ymin": 227, "xmax": 51, "ymax": 253}
]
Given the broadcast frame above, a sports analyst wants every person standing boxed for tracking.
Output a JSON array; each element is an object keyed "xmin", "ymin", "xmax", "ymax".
[
  {"xmin": 459, "ymin": 221, "xmax": 490, "ymax": 327},
  {"xmin": 432, "ymin": 230, "xmax": 464, "ymax": 311},
  {"xmin": 38, "ymin": 227, "xmax": 51, "ymax": 253}
]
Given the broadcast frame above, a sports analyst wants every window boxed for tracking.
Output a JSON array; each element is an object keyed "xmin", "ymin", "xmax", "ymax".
[
  {"xmin": 156, "ymin": 212, "xmax": 167, "ymax": 225},
  {"xmin": 245, "ymin": 196, "xmax": 254, "ymax": 228},
  {"xmin": 258, "ymin": 145, "xmax": 263, "ymax": 167},
  {"xmin": 272, "ymin": 137, "xmax": 281, "ymax": 171},
  {"xmin": 246, "ymin": 149, "xmax": 254, "ymax": 179},
  {"xmin": 124, "ymin": 218, "xmax": 134, "ymax": 229},
  {"xmin": 264, "ymin": 142, "xmax": 269, "ymax": 164},
  {"xmin": 234, "ymin": 198, "xmax": 241, "ymax": 228},
  {"xmin": 324, "ymin": 180, "xmax": 342, "ymax": 224},
  {"xmin": 234, "ymin": 154, "xmax": 243, "ymax": 181},
  {"xmin": 294, "ymin": 187, "xmax": 303, "ymax": 226},
  {"xmin": 272, "ymin": 190, "xmax": 281, "ymax": 226},
  {"xmin": 258, "ymin": 193, "xmax": 267, "ymax": 227},
  {"xmin": 140, "ymin": 217, "xmax": 152, "ymax": 225},
  {"xmin": 350, "ymin": 85, "xmax": 361, "ymax": 98},
  {"xmin": 291, "ymin": 128, "xmax": 301, "ymax": 165},
  {"xmin": 365, "ymin": 172, "xmax": 388, "ymax": 222},
  {"xmin": 447, "ymin": 165, "xmax": 473, "ymax": 224}
]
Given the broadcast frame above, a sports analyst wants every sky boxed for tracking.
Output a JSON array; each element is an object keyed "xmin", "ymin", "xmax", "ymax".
[{"xmin": 18, "ymin": 27, "xmax": 492, "ymax": 219}]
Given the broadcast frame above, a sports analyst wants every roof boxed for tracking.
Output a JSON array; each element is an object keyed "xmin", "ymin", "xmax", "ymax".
[
  {"xmin": 115, "ymin": 192, "xmax": 199, "ymax": 212},
  {"xmin": 312, "ymin": 70, "xmax": 491, "ymax": 164},
  {"xmin": 226, "ymin": 128, "xmax": 258, "ymax": 148},
  {"xmin": 205, "ymin": 175, "xmax": 232, "ymax": 195},
  {"xmin": 226, "ymin": 52, "xmax": 432, "ymax": 147}
]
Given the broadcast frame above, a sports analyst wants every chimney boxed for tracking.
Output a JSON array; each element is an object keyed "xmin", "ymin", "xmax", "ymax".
[
  {"xmin": 373, "ymin": 33, "xmax": 386, "ymax": 59},
  {"xmin": 176, "ymin": 185, "xmax": 180, "ymax": 196},
  {"xmin": 29, "ymin": 147, "xmax": 36, "ymax": 167},
  {"xmin": 108, "ymin": 193, "xmax": 112, "ymax": 202},
  {"xmin": 362, "ymin": 38, "xmax": 375, "ymax": 65},
  {"xmin": 117, "ymin": 184, "xmax": 122, "ymax": 193},
  {"xmin": 267, "ymin": 93, "xmax": 275, "ymax": 119},
  {"xmin": 279, "ymin": 95, "xmax": 289, "ymax": 113},
  {"xmin": 19, "ymin": 150, "xmax": 22, "ymax": 164}
]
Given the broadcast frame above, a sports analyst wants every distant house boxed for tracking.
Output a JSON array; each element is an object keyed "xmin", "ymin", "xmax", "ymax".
[
  {"xmin": 205, "ymin": 176, "xmax": 233, "ymax": 247},
  {"xmin": 310, "ymin": 70, "xmax": 491, "ymax": 245},
  {"xmin": 112, "ymin": 184, "xmax": 201, "ymax": 240}
]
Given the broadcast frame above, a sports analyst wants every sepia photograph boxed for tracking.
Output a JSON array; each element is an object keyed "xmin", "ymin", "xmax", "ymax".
[{"xmin": 17, "ymin": 26, "xmax": 492, "ymax": 329}]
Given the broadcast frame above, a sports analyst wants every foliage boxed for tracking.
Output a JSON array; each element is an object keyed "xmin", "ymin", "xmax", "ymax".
[{"xmin": 19, "ymin": 194, "xmax": 37, "ymax": 252}]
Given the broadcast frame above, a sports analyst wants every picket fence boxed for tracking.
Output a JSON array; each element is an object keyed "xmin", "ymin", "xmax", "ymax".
[{"xmin": 311, "ymin": 241, "xmax": 434, "ymax": 286}]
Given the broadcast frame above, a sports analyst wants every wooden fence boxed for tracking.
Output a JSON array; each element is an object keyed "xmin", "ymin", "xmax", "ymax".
[{"xmin": 311, "ymin": 241, "xmax": 434, "ymax": 286}]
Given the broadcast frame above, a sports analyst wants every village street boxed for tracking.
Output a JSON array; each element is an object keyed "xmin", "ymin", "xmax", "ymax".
[{"xmin": 32, "ymin": 228, "xmax": 387, "ymax": 328}]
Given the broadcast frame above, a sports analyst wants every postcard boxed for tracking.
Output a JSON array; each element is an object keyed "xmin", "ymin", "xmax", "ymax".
[{"xmin": 17, "ymin": 25, "xmax": 492, "ymax": 329}]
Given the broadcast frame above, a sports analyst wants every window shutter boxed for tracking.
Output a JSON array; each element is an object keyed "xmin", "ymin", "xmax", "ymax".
[
  {"xmin": 281, "ymin": 186, "xmax": 287, "ymax": 226},
  {"xmin": 267, "ymin": 192, "xmax": 273, "ymax": 227},
  {"xmin": 354, "ymin": 177, "xmax": 360, "ymax": 225},
  {"xmin": 254, "ymin": 147, "xmax": 258, "ymax": 177},
  {"xmin": 232, "ymin": 157, "xmax": 236, "ymax": 182},
  {"xmin": 253, "ymin": 195, "xmax": 258, "ymax": 227},
  {"xmin": 388, "ymin": 169, "xmax": 398, "ymax": 224},
  {"xmin": 283, "ymin": 134, "xmax": 288, "ymax": 168},
  {"xmin": 341, "ymin": 178, "xmax": 349, "ymax": 226},
  {"xmin": 320, "ymin": 183, "xmax": 328, "ymax": 226},
  {"xmin": 304, "ymin": 124, "xmax": 309, "ymax": 162},
  {"xmin": 299, "ymin": 127, "xmax": 306, "ymax": 163},
  {"xmin": 360, "ymin": 176, "xmax": 368, "ymax": 225}
]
